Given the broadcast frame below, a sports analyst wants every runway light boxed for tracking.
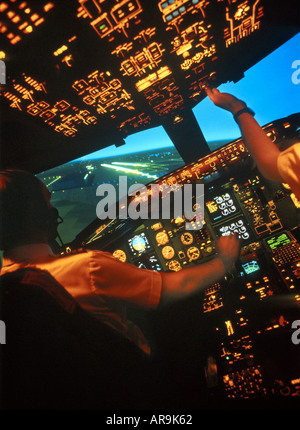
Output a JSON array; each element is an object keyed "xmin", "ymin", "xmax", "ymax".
[{"xmin": 101, "ymin": 163, "xmax": 158, "ymax": 179}]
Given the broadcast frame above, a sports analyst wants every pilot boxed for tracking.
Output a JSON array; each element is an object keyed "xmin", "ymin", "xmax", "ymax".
[
  {"xmin": 0, "ymin": 169, "xmax": 240, "ymax": 355},
  {"xmin": 205, "ymin": 87, "xmax": 300, "ymax": 200}
]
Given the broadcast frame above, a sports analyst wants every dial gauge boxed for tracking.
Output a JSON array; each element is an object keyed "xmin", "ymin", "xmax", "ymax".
[
  {"xmin": 162, "ymin": 245, "xmax": 175, "ymax": 260},
  {"xmin": 180, "ymin": 232, "xmax": 194, "ymax": 245},
  {"xmin": 187, "ymin": 246, "xmax": 201, "ymax": 261},
  {"xmin": 156, "ymin": 231, "xmax": 169, "ymax": 245},
  {"xmin": 168, "ymin": 260, "xmax": 182, "ymax": 272},
  {"xmin": 113, "ymin": 249, "xmax": 127, "ymax": 262}
]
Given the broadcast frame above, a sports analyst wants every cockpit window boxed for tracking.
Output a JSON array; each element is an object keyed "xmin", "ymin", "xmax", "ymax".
[{"xmin": 37, "ymin": 125, "xmax": 186, "ymax": 244}]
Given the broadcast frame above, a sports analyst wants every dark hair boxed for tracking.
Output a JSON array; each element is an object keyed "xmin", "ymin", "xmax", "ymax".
[{"xmin": 0, "ymin": 170, "xmax": 51, "ymax": 250}]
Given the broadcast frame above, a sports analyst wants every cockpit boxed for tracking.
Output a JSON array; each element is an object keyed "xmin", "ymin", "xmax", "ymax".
[{"xmin": 1, "ymin": 0, "xmax": 300, "ymax": 410}]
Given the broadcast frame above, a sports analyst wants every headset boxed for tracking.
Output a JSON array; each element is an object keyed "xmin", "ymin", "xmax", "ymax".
[
  {"xmin": 0, "ymin": 169, "xmax": 65, "ymax": 252},
  {"xmin": 46, "ymin": 206, "xmax": 65, "ymax": 251}
]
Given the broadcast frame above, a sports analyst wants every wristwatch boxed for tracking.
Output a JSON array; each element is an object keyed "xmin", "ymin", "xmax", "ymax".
[{"xmin": 233, "ymin": 107, "xmax": 255, "ymax": 122}]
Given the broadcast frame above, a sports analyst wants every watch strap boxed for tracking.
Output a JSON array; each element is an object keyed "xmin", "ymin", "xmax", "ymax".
[{"xmin": 233, "ymin": 107, "xmax": 255, "ymax": 122}]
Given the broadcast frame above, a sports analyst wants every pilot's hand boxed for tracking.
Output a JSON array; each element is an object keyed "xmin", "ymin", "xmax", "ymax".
[
  {"xmin": 205, "ymin": 87, "xmax": 246, "ymax": 115},
  {"xmin": 215, "ymin": 233, "xmax": 241, "ymax": 272}
]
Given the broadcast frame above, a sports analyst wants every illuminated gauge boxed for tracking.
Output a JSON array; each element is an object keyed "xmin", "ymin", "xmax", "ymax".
[
  {"xmin": 193, "ymin": 202, "xmax": 202, "ymax": 212},
  {"xmin": 132, "ymin": 235, "xmax": 146, "ymax": 252},
  {"xmin": 151, "ymin": 222, "xmax": 163, "ymax": 231},
  {"xmin": 162, "ymin": 245, "xmax": 175, "ymax": 260},
  {"xmin": 174, "ymin": 217, "xmax": 185, "ymax": 225},
  {"xmin": 187, "ymin": 246, "xmax": 201, "ymax": 261},
  {"xmin": 180, "ymin": 232, "xmax": 194, "ymax": 246},
  {"xmin": 113, "ymin": 249, "xmax": 127, "ymax": 262},
  {"xmin": 168, "ymin": 260, "xmax": 182, "ymax": 272},
  {"xmin": 156, "ymin": 231, "xmax": 169, "ymax": 245}
]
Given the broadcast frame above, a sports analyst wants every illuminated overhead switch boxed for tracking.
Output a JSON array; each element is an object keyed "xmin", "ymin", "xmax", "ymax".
[
  {"xmin": 30, "ymin": 13, "xmax": 39, "ymax": 22},
  {"xmin": 23, "ymin": 25, "xmax": 33, "ymax": 33},
  {"xmin": 18, "ymin": 2, "xmax": 27, "ymax": 10},
  {"xmin": 10, "ymin": 35, "xmax": 21, "ymax": 44},
  {"xmin": 44, "ymin": 2, "xmax": 54, "ymax": 13},
  {"xmin": 0, "ymin": 3, "xmax": 9, "ymax": 13},
  {"xmin": 225, "ymin": 320, "xmax": 234, "ymax": 336},
  {"xmin": 121, "ymin": 59, "xmax": 136, "ymax": 76},
  {"xmin": 7, "ymin": 10, "xmax": 16, "ymax": 19},
  {"xmin": 111, "ymin": 0, "xmax": 142, "ymax": 24},
  {"xmin": 72, "ymin": 79, "xmax": 90, "ymax": 94},
  {"xmin": 136, "ymin": 66, "xmax": 172, "ymax": 92},
  {"xmin": 79, "ymin": 0, "xmax": 102, "ymax": 18},
  {"xmin": 91, "ymin": 14, "xmax": 113, "ymax": 38},
  {"xmin": 34, "ymin": 17, "xmax": 45, "ymax": 26},
  {"xmin": 12, "ymin": 15, "xmax": 21, "ymax": 23},
  {"xmin": 54, "ymin": 100, "xmax": 71, "ymax": 111},
  {"xmin": 90, "ymin": 0, "xmax": 142, "ymax": 39}
]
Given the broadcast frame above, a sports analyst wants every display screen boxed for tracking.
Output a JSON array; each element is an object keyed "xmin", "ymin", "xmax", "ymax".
[
  {"xmin": 128, "ymin": 232, "xmax": 151, "ymax": 254},
  {"xmin": 217, "ymin": 217, "xmax": 252, "ymax": 242},
  {"xmin": 242, "ymin": 260, "xmax": 260, "ymax": 275},
  {"xmin": 266, "ymin": 232, "xmax": 291, "ymax": 250},
  {"xmin": 137, "ymin": 254, "xmax": 162, "ymax": 271},
  {"xmin": 205, "ymin": 192, "xmax": 239, "ymax": 223}
]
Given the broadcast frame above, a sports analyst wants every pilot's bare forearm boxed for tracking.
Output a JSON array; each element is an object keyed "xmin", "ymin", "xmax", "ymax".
[
  {"xmin": 235, "ymin": 113, "xmax": 282, "ymax": 182},
  {"xmin": 160, "ymin": 257, "xmax": 226, "ymax": 305}
]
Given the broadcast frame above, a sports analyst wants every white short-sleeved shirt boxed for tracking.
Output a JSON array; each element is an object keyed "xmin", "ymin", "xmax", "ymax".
[
  {"xmin": 277, "ymin": 142, "xmax": 300, "ymax": 200},
  {"xmin": 1, "ymin": 244, "xmax": 162, "ymax": 354}
]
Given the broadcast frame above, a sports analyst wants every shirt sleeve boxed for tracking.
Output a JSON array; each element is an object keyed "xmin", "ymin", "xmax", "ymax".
[
  {"xmin": 87, "ymin": 249, "xmax": 162, "ymax": 309},
  {"xmin": 277, "ymin": 142, "xmax": 300, "ymax": 200}
]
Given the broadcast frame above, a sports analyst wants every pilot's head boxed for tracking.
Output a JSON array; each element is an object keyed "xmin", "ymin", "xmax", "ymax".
[{"xmin": 0, "ymin": 170, "xmax": 60, "ymax": 251}]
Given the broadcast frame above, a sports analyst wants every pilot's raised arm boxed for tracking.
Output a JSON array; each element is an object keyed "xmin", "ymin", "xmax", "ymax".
[{"xmin": 205, "ymin": 87, "xmax": 300, "ymax": 200}]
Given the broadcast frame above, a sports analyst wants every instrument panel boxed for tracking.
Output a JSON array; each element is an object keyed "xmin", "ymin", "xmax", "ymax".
[
  {"xmin": 69, "ymin": 112, "xmax": 300, "ymax": 403},
  {"xmin": 1, "ymin": 1, "xmax": 299, "ymax": 173},
  {"xmin": 79, "ymin": 113, "xmax": 300, "ymax": 282}
]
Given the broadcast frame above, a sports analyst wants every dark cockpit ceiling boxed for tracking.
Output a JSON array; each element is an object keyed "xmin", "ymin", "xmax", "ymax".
[{"xmin": 0, "ymin": 0, "xmax": 299, "ymax": 173}]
